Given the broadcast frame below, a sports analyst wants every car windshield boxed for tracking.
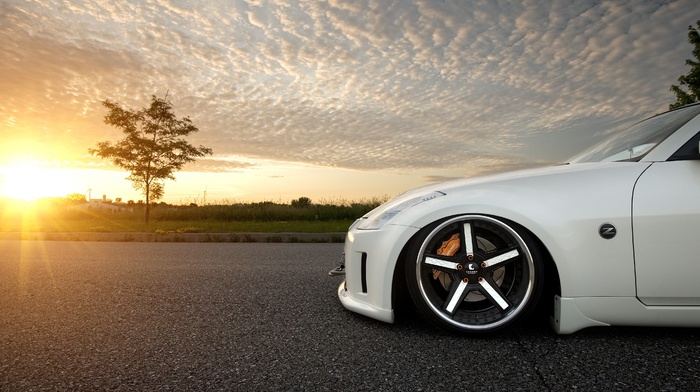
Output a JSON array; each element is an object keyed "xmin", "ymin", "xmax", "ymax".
[{"xmin": 568, "ymin": 105, "xmax": 700, "ymax": 163}]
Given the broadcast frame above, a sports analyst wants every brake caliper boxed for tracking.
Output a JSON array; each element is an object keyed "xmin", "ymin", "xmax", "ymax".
[{"xmin": 433, "ymin": 233, "xmax": 460, "ymax": 279}]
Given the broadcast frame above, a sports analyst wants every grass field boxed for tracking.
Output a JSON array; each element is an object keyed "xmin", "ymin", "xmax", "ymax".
[{"xmin": 0, "ymin": 197, "xmax": 380, "ymax": 234}]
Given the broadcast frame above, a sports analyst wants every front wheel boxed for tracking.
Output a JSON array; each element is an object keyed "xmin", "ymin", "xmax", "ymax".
[{"xmin": 405, "ymin": 215, "xmax": 543, "ymax": 334}]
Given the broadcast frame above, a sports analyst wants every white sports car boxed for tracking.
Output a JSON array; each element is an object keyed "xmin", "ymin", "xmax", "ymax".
[{"xmin": 336, "ymin": 104, "xmax": 700, "ymax": 335}]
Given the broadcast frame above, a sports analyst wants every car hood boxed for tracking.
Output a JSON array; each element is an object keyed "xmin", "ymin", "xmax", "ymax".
[
  {"xmin": 367, "ymin": 161, "xmax": 650, "ymax": 227},
  {"xmin": 424, "ymin": 162, "xmax": 639, "ymax": 194},
  {"xmin": 384, "ymin": 160, "xmax": 652, "ymax": 229}
]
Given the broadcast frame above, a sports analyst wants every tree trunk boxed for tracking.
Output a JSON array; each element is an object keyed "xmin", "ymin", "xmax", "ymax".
[{"xmin": 145, "ymin": 187, "xmax": 150, "ymax": 224}]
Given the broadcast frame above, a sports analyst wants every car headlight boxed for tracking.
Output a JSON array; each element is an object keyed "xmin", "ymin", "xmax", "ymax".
[{"xmin": 357, "ymin": 191, "xmax": 445, "ymax": 230}]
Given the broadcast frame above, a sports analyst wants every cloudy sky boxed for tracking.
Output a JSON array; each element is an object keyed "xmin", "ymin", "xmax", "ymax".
[{"xmin": 0, "ymin": 0, "xmax": 698, "ymax": 203}]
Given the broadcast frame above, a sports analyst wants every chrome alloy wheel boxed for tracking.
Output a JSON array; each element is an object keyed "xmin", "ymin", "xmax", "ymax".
[{"xmin": 406, "ymin": 215, "xmax": 543, "ymax": 334}]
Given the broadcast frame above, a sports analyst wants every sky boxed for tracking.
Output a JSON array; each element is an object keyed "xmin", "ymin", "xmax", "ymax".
[{"xmin": 0, "ymin": 0, "xmax": 698, "ymax": 204}]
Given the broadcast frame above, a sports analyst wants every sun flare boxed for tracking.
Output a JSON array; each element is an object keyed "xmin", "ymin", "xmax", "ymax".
[{"xmin": 0, "ymin": 160, "xmax": 75, "ymax": 201}]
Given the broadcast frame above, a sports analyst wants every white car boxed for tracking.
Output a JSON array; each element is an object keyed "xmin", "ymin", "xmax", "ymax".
[{"xmin": 337, "ymin": 104, "xmax": 700, "ymax": 335}]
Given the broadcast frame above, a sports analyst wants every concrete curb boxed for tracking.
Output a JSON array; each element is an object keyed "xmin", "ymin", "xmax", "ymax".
[{"xmin": 0, "ymin": 232, "xmax": 346, "ymax": 243}]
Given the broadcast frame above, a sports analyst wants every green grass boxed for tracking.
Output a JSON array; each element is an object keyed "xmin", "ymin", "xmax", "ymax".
[{"xmin": 0, "ymin": 198, "xmax": 371, "ymax": 233}]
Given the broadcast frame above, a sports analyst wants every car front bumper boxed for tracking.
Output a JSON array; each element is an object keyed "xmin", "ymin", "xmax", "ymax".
[{"xmin": 336, "ymin": 222, "xmax": 420, "ymax": 324}]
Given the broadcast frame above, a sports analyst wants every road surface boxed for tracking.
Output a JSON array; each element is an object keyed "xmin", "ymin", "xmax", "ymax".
[{"xmin": 1, "ymin": 240, "xmax": 698, "ymax": 390}]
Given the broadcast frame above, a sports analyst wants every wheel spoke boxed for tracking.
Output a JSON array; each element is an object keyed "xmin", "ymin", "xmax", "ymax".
[
  {"xmin": 425, "ymin": 256, "xmax": 460, "ymax": 271},
  {"xmin": 462, "ymin": 222, "xmax": 475, "ymax": 258},
  {"xmin": 444, "ymin": 279, "xmax": 470, "ymax": 314},
  {"xmin": 478, "ymin": 277, "xmax": 510, "ymax": 311},
  {"xmin": 482, "ymin": 247, "xmax": 519, "ymax": 268}
]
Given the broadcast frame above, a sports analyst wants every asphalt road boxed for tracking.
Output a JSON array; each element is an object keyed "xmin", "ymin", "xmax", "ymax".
[{"xmin": 1, "ymin": 240, "xmax": 698, "ymax": 391}]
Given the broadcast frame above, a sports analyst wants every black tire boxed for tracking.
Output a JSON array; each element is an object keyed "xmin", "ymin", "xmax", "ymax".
[{"xmin": 405, "ymin": 215, "xmax": 543, "ymax": 334}]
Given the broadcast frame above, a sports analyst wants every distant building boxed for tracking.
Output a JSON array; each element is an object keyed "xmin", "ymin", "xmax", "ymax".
[{"xmin": 74, "ymin": 194, "xmax": 133, "ymax": 213}]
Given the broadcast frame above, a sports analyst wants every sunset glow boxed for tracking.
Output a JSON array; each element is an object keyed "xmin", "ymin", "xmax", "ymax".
[{"xmin": 1, "ymin": 1, "xmax": 697, "ymax": 204}]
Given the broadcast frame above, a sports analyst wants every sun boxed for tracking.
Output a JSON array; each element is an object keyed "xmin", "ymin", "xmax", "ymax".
[{"xmin": 0, "ymin": 160, "xmax": 73, "ymax": 200}]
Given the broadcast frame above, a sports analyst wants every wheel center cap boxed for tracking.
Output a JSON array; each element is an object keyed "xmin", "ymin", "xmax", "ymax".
[{"xmin": 464, "ymin": 261, "xmax": 480, "ymax": 275}]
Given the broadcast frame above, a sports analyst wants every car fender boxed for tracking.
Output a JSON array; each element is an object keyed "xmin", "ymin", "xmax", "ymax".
[{"xmin": 390, "ymin": 162, "xmax": 652, "ymax": 298}]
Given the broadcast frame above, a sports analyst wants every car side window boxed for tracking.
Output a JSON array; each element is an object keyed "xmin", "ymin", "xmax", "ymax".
[{"xmin": 669, "ymin": 131, "xmax": 700, "ymax": 161}]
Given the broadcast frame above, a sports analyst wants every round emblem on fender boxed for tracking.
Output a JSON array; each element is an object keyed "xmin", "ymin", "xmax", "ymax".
[{"xmin": 599, "ymin": 223, "xmax": 616, "ymax": 240}]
